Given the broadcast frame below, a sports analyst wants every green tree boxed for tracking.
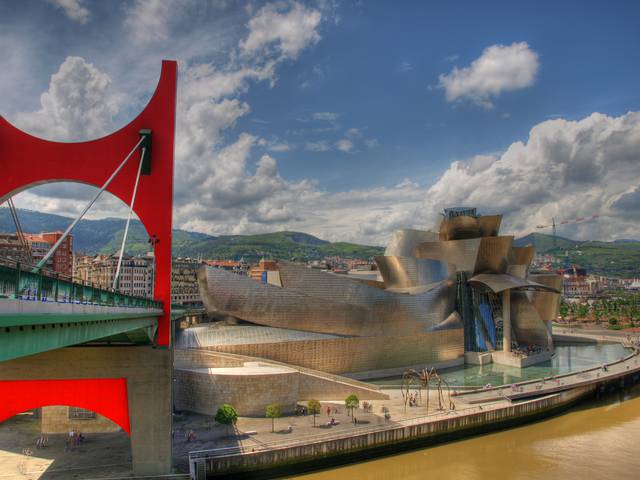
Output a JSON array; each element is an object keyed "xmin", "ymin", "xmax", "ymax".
[
  {"xmin": 345, "ymin": 394, "xmax": 360, "ymax": 421},
  {"xmin": 214, "ymin": 404, "xmax": 238, "ymax": 435},
  {"xmin": 266, "ymin": 404, "xmax": 282, "ymax": 432},
  {"xmin": 559, "ymin": 303, "xmax": 569, "ymax": 319},
  {"xmin": 307, "ymin": 399, "xmax": 321, "ymax": 427}
]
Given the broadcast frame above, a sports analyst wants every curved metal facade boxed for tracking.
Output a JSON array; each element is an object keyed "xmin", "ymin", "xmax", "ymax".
[
  {"xmin": 374, "ymin": 256, "xmax": 453, "ymax": 289},
  {"xmin": 199, "ymin": 264, "xmax": 457, "ymax": 338},
  {"xmin": 196, "ymin": 208, "xmax": 562, "ymax": 373}
]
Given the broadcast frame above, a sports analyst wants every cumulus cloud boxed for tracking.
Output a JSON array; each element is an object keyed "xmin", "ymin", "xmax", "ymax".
[
  {"xmin": 13, "ymin": 56, "xmax": 122, "ymax": 141},
  {"xmin": 438, "ymin": 42, "xmax": 539, "ymax": 108},
  {"xmin": 336, "ymin": 138, "xmax": 354, "ymax": 152},
  {"xmin": 47, "ymin": 0, "xmax": 90, "ymax": 24},
  {"xmin": 420, "ymin": 112, "xmax": 640, "ymax": 240},
  {"xmin": 240, "ymin": 2, "xmax": 322, "ymax": 61},
  {"xmin": 7, "ymin": 6, "xmax": 639, "ymax": 248}
]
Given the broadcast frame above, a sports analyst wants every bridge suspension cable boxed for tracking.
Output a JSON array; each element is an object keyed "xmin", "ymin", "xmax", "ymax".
[
  {"xmin": 5, "ymin": 197, "xmax": 33, "ymax": 263},
  {"xmin": 33, "ymin": 136, "xmax": 146, "ymax": 273},
  {"xmin": 113, "ymin": 147, "xmax": 145, "ymax": 290}
]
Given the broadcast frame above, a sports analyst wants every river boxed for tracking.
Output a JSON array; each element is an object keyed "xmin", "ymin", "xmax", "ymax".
[{"xmin": 287, "ymin": 383, "xmax": 640, "ymax": 480}]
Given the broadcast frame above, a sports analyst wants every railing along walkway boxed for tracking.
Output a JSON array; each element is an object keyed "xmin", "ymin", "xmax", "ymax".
[
  {"xmin": 189, "ymin": 398, "xmax": 509, "ymax": 460},
  {"xmin": 0, "ymin": 256, "xmax": 161, "ymax": 310},
  {"xmin": 455, "ymin": 347, "xmax": 640, "ymax": 404},
  {"xmin": 190, "ymin": 339, "xmax": 640, "ymax": 461}
]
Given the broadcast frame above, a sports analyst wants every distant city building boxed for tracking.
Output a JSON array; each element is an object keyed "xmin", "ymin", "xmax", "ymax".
[
  {"xmin": 249, "ymin": 259, "xmax": 280, "ymax": 286},
  {"xmin": 74, "ymin": 254, "xmax": 153, "ymax": 298},
  {"xmin": 0, "ymin": 233, "xmax": 31, "ymax": 263},
  {"xmin": 561, "ymin": 266, "xmax": 592, "ymax": 298},
  {"xmin": 172, "ymin": 258, "xmax": 203, "ymax": 306},
  {"xmin": 0, "ymin": 231, "xmax": 73, "ymax": 275},
  {"xmin": 205, "ymin": 259, "xmax": 249, "ymax": 275}
]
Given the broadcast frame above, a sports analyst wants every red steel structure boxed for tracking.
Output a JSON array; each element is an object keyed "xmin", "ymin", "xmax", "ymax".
[
  {"xmin": 0, "ymin": 379, "xmax": 131, "ymax": 433},
  {"xmin": 0, "ymin": 60, "xmax": 176, "ymax": 431}
]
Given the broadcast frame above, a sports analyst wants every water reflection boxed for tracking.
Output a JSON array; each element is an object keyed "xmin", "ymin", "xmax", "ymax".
[
  {"xmin": 371, "ymin": 344, "xmax": 630, "ymax": 387},
  {"xmin": 288, "ymin": 384, "xmax": 640, "ymax": 480}
]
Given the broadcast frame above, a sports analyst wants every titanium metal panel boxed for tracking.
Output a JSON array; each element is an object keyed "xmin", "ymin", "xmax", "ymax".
[
  {"xmin": 200, "ymin": 264, "xmax": 458, "ymax": 337},
  {"xmin": 528, "ymin": 274, "xmax": 562, "ymax": 322},
  {"xmin": 384, "ymin": 229, "xmax": 438, "ymax": 257},
  {"xmin": 198, "ymin": 266, "xmax": 374, "ymax": 337},
  {"xmin": 278, "ymin": 262, "xmax": 457, "ymax": 334},
  {"xmin": 510, "ymin": 245, "xmax": 535, "ymax": 267},
  {"xmin": 438, "ymin": 215, "xmax": 481, "ymax": 241},
  {"xmin": 511, "ymin": 291, "xmax": 554, "ymax": 349},
  {"xmin": 507, "ymin": 264, "xmax": 528, "ymax": 279},
  {"xmin": 374, "ymin": 255, "xmax": 452, "ymax": 289},
  {"xmin": 468, "ymin": 273, "xmax": 561, "ymax": 294},
  {"xmin": 474, "ymin": 236, "xmax": 513, "ymax": 274},
  {"xmin": 478, "ymin": 215, "xmax": 502, "ymax": 237},
  {"xmin": 438, "ymin": 214, "xmax": 502, "ymax": 241},
  {"xmin": 415, "ymin": 238, "xmax": 482, "ymax": 273}
]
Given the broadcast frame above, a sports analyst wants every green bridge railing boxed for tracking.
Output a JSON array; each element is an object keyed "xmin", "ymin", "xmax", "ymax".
[{"xmin": 0, "ymin": 256, "xmax": 162, "ymax": 310}]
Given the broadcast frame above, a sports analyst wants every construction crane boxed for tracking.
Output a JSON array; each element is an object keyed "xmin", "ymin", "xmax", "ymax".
[{"xmin": 535, "ymin": 214, "xmax": 600, "ymax": 248}]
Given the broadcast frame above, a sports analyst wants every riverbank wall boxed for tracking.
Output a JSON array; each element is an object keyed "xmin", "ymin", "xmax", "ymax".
[{"xmin": 191, "ymin": 383, "xmax": 596, "ymax": 479}]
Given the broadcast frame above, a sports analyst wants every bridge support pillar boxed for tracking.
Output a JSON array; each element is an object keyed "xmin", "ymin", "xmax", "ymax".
[{"xmin": 0, "ymin": 346, "xmax": 172, "ymax": 476}]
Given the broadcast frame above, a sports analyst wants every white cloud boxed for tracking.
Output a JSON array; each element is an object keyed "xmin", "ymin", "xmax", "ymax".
[
  {"xmin": 305, "ymin": 140, "xmax": 330, "ymax": 152},
  {"xmin": 270, "ymin": 143, "xmax": 291, "ymax": 152},
  {"xmin": 124, "ymin": 0, "xmax": 194, "ymax": 44},
  {"xmin": 336, "ymin": 139, "xmax": 354, "ymax": 152},
  {"xmin": 438, "ymin": 42, "xmax": 539, "ymax": 108},
  {"xmin": 13, "ymin": 56, "xmax": 122, "ymax": 141},
  {"xmin": 7, "ymin": 7, "xmax": 639, "ymax": 248},
  {"xmin": 345, "ymin": 127, "xmax": 362, "ymax": 139},
  {"xmin": 312, "ymin": 111, "xmax": 339, "ymax": 121},
  {"xmin": 240, "ymin": 2, "xmax": 322, "ymax": 61},
  {"xmin": 420, "ymin": 112, "xmax": 640, "ymax": 240},
  {"xmin": 47, "ymin": 0, "xmax": 90, "ymax": 24}
]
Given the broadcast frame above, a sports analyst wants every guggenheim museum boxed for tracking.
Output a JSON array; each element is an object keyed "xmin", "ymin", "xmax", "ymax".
[{"xmin": 185, "ymin": 207, "xmax": 562, "ymax": 378}]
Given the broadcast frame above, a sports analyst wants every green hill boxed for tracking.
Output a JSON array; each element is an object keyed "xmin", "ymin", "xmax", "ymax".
[
  {"xmin": 173, "ymin": 231, "xmax": 383, "ymax": 262},
  {"xmin": 0, "ymin": 207, "xmax": 211, "ymax": 254},
  {"xmin": 0, "ymin": 208, "xmax": 383, "ymax": 261},
  {"xmin": 3, "ymin": 208, "xmax": 638, "ymax": 273},
  {"xmin": 515, "ymin": 233, "xmax": 640, "ymax": 277},
  {"xmin": 513, "ymin": 232, "xmax": 577, "ymax": 252}
]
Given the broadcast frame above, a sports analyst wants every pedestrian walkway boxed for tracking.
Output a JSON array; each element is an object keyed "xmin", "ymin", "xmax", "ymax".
[{"xmin": 454, "ymin": 346, "xmax": 640, "ymax": 404}]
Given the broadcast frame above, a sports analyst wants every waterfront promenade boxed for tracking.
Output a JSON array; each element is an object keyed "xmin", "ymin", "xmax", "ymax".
[{"xmin": 188, "ymin": 332, "xmax": 640, "ymax": 478}]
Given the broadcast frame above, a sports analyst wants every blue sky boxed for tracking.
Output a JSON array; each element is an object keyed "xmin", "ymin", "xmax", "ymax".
[{"xmin": 1, "ymin": 0, "xmax": 640, "ymax": 244}]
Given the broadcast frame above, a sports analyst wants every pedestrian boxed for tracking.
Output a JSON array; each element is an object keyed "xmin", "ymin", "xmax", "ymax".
[{"xmin": 326, "ymin": 406, "xmax": 331, "ymax": 417}]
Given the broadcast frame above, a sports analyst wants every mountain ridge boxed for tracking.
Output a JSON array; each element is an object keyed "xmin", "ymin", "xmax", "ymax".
[{"xmin": 2, "ymin": 208, "xmax": 639, "ymax": 276}]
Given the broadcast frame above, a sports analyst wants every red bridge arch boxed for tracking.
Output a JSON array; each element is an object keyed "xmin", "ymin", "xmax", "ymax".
[
  {"xmin": 0, "ymin": 60, "xmax": 177, "ymax": 346},
  {"xmin": 0, "ymin": 378, "xmax": 131, "ymax": 434}
]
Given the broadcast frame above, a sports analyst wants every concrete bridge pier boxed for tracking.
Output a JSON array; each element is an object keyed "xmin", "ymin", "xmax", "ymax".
[{"xmin": 0, "ymin": 346, "xmax": 172, "ymax": 476}]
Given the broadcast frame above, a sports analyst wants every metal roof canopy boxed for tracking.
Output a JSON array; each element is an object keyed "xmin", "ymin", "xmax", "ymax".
[{"xmin": 468, "ymin": 273, "xmax": 561, "ymax": 294}]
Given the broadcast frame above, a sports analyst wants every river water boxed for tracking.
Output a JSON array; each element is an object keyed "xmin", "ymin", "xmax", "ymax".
[{"xmin": 289, "ymin": 357, "xmax": 640, "ymax": 480}]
